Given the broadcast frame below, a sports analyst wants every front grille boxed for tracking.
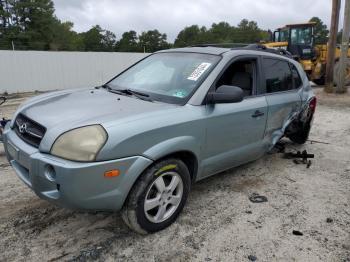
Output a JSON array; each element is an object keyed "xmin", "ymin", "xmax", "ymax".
[{"xmin": 14, "ymin": 114, "xmax": 46, "ymax": 148}]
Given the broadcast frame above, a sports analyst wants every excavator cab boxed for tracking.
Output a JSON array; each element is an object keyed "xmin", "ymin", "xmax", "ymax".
[
  {"xmin": 272, "ymin": 22, "xmax": 315, "ymax": 60},
  {"xmin": 272, "ymin": 27, "xmax": 289, "ymax": 43}
]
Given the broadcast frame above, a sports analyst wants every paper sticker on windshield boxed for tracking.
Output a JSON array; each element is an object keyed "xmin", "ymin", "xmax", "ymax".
[{"xmin": 187, "ymin": 62, "xmax": 211, "ymax": 81}]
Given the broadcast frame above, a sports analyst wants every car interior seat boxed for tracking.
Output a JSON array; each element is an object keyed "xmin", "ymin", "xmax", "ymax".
[{"xmin": 230, "ymin": 71, "xmax": 252, "ymax": 97}]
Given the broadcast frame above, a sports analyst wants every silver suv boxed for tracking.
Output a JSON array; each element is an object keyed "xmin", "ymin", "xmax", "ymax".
[{"xmin": 3, "ymin": 46, "xmax": 316, "ymax": 234}]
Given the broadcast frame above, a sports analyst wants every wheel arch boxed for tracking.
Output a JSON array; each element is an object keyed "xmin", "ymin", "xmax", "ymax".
[
  {"xmin": 152, "ymin": 150, "xmax": 199, "ymax": 183},
  {"xmin": 142, "ymin": 136, "xmax": 201, "ymax": 182},
  {"xmin": 121, "ymin": 136, "xmax": 200, "ymax": 211}
]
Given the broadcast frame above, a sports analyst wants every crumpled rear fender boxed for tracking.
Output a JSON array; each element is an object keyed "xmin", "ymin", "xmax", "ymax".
[{"xmin": 269, "ymin": 96, "xmax": 315, "ymax": 149}]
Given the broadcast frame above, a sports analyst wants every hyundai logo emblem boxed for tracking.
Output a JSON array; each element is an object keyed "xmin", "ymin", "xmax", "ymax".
[{"xmin": 18, "ymin": 123, "xmax": 27, "ymax": 134}]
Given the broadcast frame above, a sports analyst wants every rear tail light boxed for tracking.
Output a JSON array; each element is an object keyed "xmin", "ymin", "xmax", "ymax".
[{"xmin": 309, "ymin": 97, "xmax": 317, "ymax": 113}]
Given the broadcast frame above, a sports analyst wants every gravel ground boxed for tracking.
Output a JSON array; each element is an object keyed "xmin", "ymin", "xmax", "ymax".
[{"xmin": 0, "ymin": 89, "xmax": 349, "ymax": 262}]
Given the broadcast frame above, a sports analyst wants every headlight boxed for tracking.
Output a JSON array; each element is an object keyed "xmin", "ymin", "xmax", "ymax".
[{"xmin": 51, "ymin": 125, "xmax": 107, "ymax": 162}]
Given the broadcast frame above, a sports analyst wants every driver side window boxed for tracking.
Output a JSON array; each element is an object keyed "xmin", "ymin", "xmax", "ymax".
[{"xmin": 216, "ymin": 59, "xmax": 256, "ymax": 97}]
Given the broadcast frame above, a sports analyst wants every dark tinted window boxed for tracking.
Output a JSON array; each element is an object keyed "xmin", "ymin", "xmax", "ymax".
[
  {"xmin": 290, "ymin": 63, "xmax": 303, "ymax": 88},
  {"xmin": 263, "ymin": 58, "xmax": 293, "ymax": 93}
]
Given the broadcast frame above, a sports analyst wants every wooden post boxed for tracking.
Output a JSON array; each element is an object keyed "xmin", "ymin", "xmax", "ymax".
[
  {"xmin": 337, "ymin": 0, "xmax": 350, "ymax": 93},
  {"xmin": 325, "ymin": 0, "xmax": 341, "ymax": 93}
]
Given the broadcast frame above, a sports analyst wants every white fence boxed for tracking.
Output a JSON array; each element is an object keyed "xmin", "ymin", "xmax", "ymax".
[{"xmin": 0, "ymin": 51, "xmax": 149, "ymax": 93}]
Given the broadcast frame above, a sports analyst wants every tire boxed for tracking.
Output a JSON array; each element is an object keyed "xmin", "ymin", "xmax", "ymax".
[
  {"xmin": 312, "ymin": 77, "xmax": 325, "ymax": 86},
  {"xmin": 121, "ymin": 158, "xmax": 191, "ymax": 234},
  {"xmin": 288, "ymin": 120, "xmax": 311, "ymax": 144},
  {"xmin": 333, "ymin": 59, "xmax": 350, "ymax": 86}
]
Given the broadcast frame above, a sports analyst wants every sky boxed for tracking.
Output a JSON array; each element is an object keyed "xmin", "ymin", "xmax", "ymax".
[{"xmin": 53, "ymin": 0, "xmax": 344, "ymax": 42}]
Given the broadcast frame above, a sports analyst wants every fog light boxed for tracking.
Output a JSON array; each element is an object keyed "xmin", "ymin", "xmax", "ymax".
[{"xmin": 44, "ymin": 165, "xmax": 56, "ymax": 181}]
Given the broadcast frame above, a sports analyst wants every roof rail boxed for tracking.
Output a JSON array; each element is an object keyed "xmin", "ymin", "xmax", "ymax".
[
  {"xmin": 239, "ymin": 44, "xmax": 293, "ymax": 59},
  {"xmin": 190, "ymin": 43, "xmax": 251, "ymax": 48},
  {"xmin": 190, "ymin": 42, "xmax": 293, "ymax": 59}
]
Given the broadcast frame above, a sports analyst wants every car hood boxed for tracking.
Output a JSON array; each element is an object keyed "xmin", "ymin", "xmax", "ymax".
[{"xmin": 16, "ymin": 88, "xmax": 175, "ymax": 132}]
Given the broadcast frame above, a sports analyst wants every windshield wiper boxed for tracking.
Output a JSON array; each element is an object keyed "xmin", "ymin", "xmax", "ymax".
[
  {"xmin": 107, "ymin": 87, "xmax": 153, "ymax": 102},
  {"xmin": 123, "ymin": 89, "xmax": 149, "ymax": 97}
]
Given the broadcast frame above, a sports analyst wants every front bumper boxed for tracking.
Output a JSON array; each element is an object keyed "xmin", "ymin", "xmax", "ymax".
[{"xmin": 3, "ymin": 125, "xmax": 153, "ymax": 211}]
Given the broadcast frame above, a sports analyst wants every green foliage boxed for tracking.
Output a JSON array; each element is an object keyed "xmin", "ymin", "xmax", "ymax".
[
  {"xmin": 138, "ymin": 29, "xmax": 170, "ymax": 52},
  {"xmin": 173, "ymin": 24, "xmax": 209, "ymax": 47},
  {"xmin": 80, "ymin": 25, "xmax": 117, "ymax": 51},
  {"xmin": 309, "ymin": 17, "xmax": 329, "ymax": 44},
  {"xmin": 115, "ymin": 30, "xmax": 139, "ymax": 52},
  {"xmin": 0, "ymin": 0, "xmax": 57, "ymax": 49},
  {"xmin": 0, "ymin": 0, "xmax": 117, "ymax": 51},
  {"xmin": 0, "ymin": 1, "xmax": 330, "ymax": 52},
  {"xmin": 50, "ymin": 21, "xmax": 84, "ymax": 51},
  {"xmin": 174, "ymin": 19, "xmax": 270, "ymax": 48}
]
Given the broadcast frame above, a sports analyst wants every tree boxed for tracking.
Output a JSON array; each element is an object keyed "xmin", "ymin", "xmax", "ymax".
[
  {"xmin": 115, "ymin": 30, "xmax": 139, "ymax": 52},
  {"xmin": 50, "ymin": 20, "xmax": 84, "ymax": 51},
  {"xmin": 81, "ymin": 25, "xmax": 116, "ymax": 51},
  {"xmin": 81, "ymin": 25, "xmax": 104, "ymax": 51},
  {"xmin": 13, "ymin": 0, "xmax": 57, "ymax": 50},
  {"xmin": 138, "ymin": 29, "xmax": 170, "ymax": 52},
  {"xmin": 208, "ymin": 22, "xmax": 233, "ymax": 43},
  {"xmin": 101, "ymin": 29, "xmax": 117, "ymax": 51},
  {"xmin": 0, "ymin": 0, "xmax": 72, "ymax": 50},
  {"xmin": 0, "ymin": 0, "xmax": 17, "ymax": 49},
  {"xmin": 234, "ymin": 19, "xmax": 262, "ymax": 43},
  {"xmin": 309, "ymin": 17, "xmax": 329, "ymax": 44},
  {"xmin": 174, "ymin": 25, "xmax": 202, "ymax": 47},
  {"xmin": 0, "ymin": 2, "xmax": 274, "ymax": 52},
  {"xmin": 174, "ymin": 20, "xmax": 267, "ymax": 47}
]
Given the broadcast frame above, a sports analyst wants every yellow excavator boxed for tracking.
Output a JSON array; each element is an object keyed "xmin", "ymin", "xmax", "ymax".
[{"xmin": 263, "ymin": 22, "xmax": 350, "ymax": 86}]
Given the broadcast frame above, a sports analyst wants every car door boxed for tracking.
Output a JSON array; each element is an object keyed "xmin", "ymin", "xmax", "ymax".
[
  {"xmin": 200, "ymin": 56, "xmax": 268, "ymax": 178},
  {"xmin": 261, "ymin": 57, "xmax": 302, "ymax": 147}
]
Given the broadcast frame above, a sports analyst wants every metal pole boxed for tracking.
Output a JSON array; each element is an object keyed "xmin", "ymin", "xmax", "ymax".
[
  {"xmin": 337, "ymin": 0, "xmax": 350, "ymax": 93},
  {"xmin": 11, "ymin": 40, "xmax": 14, "ymax": 51},
  {"xmin": 325, "ymin": 0, "xmax": 341, "ymax": 93}
]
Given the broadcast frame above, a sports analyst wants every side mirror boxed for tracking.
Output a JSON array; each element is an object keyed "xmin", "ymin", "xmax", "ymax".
[{"xmin": 207, "ymin": 85, "xmax": 244, "ymax": 104}]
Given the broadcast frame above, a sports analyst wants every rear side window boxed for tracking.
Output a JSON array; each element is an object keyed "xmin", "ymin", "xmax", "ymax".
[
  {"xmin": 263, "ymin": 58, "xmax": 293, "ymax": 93},
  {"xmin": 290, "ymin": 63, "xmax": 303, "ymax": 89}
]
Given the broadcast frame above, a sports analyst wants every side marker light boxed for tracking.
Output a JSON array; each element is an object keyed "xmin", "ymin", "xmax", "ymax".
[{"xmin": 104, "ymin": 169, "xmax": 120, "ymax": 178}]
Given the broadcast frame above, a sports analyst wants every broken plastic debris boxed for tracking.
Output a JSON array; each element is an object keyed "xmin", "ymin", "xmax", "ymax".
[
  {"xmin": 292, "ymin": 230, "xmax": 303, "ymax": 236},
  {"xmin": 249, "ymin": 193, "xmax": 268, "ymax": 203}
]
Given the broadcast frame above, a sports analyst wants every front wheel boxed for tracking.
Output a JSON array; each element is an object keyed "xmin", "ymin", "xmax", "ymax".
[{"xmin": 121, "ymin": 158, "xmax": 191, "ymax": 234}]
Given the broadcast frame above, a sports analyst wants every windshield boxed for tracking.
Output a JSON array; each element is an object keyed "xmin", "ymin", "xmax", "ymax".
[
  {"xmin": 108, "ymin": 52, "xmax": 220, "ymax": 104},
  {"xmin": 290, "ymin": 27, "xmax": 313, "ymax": 45}
]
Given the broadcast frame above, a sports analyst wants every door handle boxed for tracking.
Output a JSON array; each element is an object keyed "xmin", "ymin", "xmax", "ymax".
[{"xmin": 252, "ymin": 110, "xmax": 264, "ymax": 118}]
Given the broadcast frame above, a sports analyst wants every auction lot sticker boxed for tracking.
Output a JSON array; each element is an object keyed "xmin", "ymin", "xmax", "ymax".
[{"xmin": 187, "ymin": 62, "xmax": 211, "ymax": 81}]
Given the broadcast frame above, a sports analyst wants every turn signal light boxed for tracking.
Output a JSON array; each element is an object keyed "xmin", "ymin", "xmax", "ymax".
[{"xmin": 104, "ymin": 169, "xmax": 120, "ymax": 178}]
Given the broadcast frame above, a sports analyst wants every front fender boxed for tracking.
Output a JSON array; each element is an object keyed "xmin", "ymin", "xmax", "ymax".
[{"xmin": 142, "ymin": 136, "xmax": 201, "ymax": 161}]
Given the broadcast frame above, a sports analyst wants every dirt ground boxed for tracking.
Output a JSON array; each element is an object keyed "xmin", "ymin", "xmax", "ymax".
[{"xmin": 0, "ymin": 88, "xmax": 349, "ymax": 262}]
